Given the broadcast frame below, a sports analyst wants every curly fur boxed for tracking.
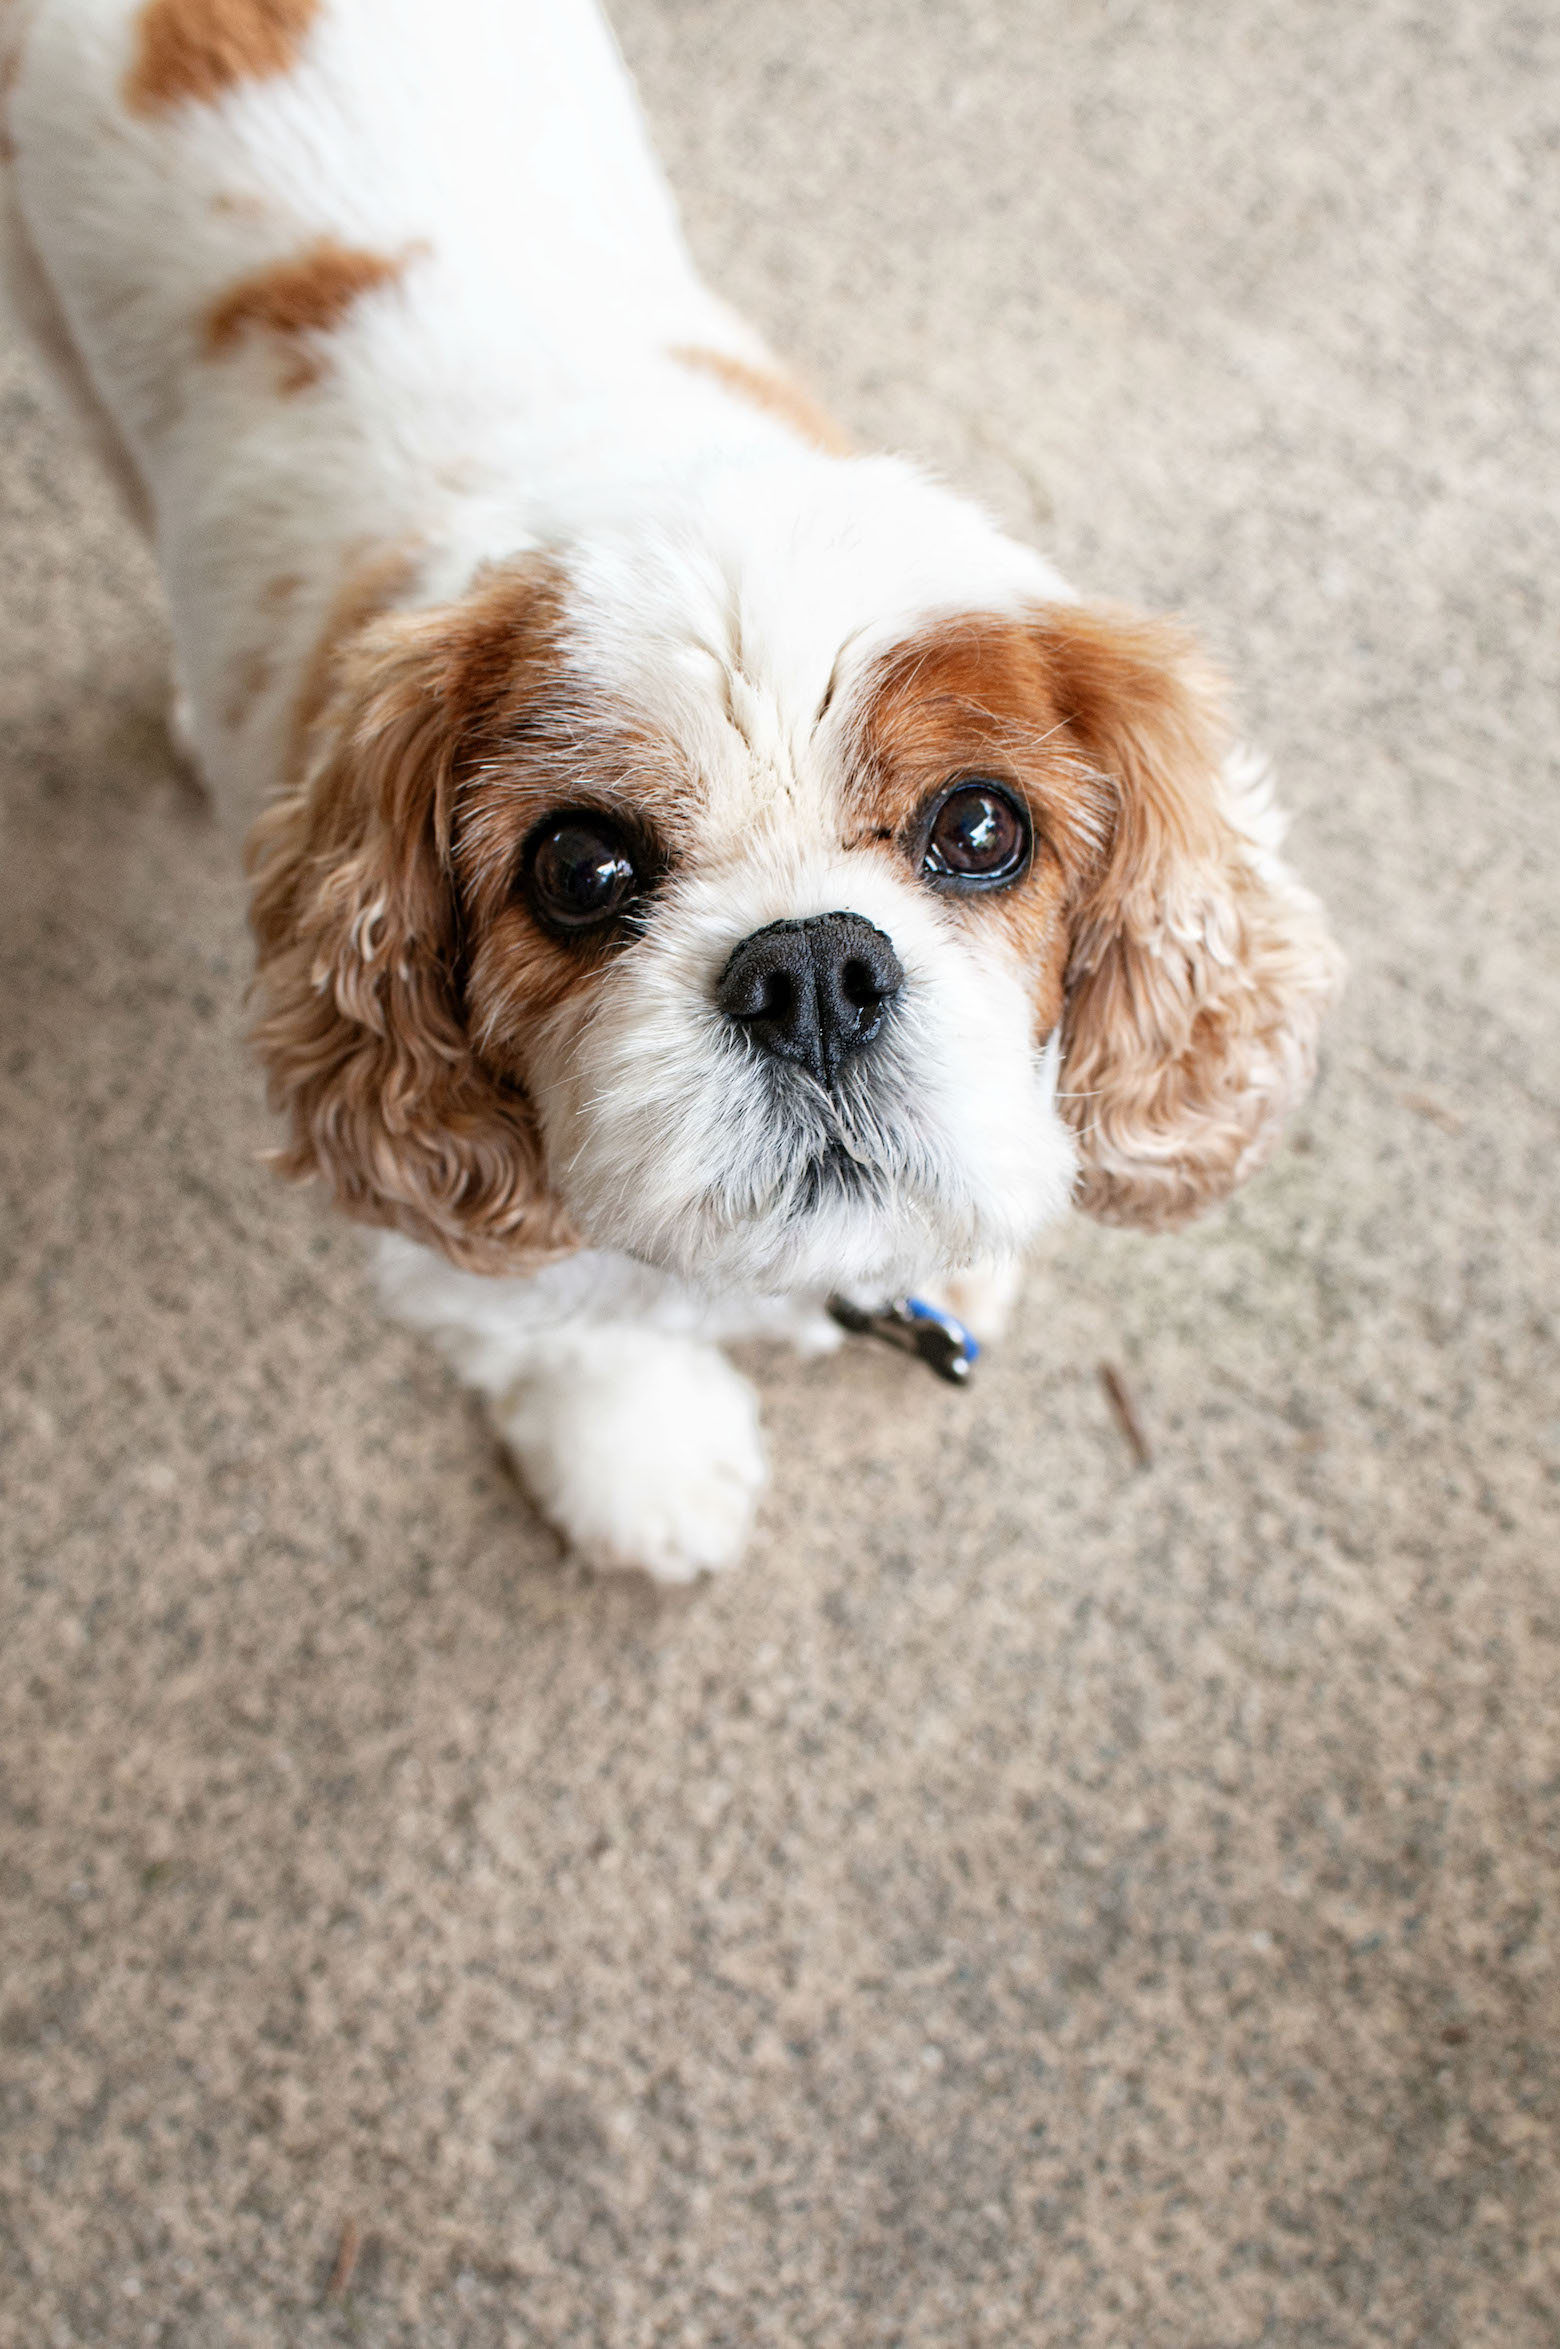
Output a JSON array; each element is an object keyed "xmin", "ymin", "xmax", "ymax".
[
  {"xmin": 1045, "ymin": 606, "xmax": 1344, "ymax": 1228},
  {"xmin": 247, "ymin": 564, "xmax": 581, "ymax": 1272}
]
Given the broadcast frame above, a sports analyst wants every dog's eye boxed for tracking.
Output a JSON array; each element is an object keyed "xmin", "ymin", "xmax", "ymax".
[
  {"xmin": 525, "ymin": 812, "xmax": 641, "ymax": 932},
  {"xmin": 920, "ymin": 781, "xmax": 1030, "ymax": 889}
]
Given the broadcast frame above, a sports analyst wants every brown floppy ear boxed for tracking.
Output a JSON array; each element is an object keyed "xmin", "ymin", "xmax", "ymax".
[
  {"xmin": 246, "ymin": 572, "xmax": 580, "ymax": 1273},
  {"xmin": 1045, "ymin": 604, "xmax": 1343, "ymax": 1231}
]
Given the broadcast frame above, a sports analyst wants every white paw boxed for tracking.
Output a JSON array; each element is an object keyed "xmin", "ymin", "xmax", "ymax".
[{"xmin": 495, "ymin": 1331, "xmax": 767, "ymax": 1582}]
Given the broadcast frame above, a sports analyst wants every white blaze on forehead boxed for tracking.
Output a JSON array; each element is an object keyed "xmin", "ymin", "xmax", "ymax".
[
  {"xmin": 686, "ymin": 454, "xmax": 1074, "ymax": 690},
  {"xmin": 554, "ymin": 451, "xmax": 1073, "ymax": 855}
]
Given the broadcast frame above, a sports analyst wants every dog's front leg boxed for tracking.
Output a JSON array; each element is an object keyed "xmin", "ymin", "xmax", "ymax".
[
  {"xmin": 493, "ymin": 1328, "xmax": 767, "ymax": 1581},
  {"xmin": 373, "ymin": 1238, "xmax": 769, "ymax": 1580}
]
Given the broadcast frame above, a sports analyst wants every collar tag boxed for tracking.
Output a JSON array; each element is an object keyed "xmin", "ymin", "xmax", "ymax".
[{"xmin": 827, "ymin": 1294, "xmax": 980, "ymax": 1385}]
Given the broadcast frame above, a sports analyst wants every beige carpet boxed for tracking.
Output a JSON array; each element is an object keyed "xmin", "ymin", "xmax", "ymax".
[{"xmin": 3, "ymin": 3, "xmax": 1558, "ymax": 2343}]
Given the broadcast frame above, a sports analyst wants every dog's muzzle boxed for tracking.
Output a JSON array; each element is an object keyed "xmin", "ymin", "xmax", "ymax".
[{"xmin": 716, "ymin": 913, "xmax": 904, "ymax": 1090}]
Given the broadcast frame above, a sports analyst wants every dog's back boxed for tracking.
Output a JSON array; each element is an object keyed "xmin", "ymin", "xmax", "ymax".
[
  {"xmin": 4, "ymin": 0, "xmax": 707, "ymax": 431},
  {"xmin": 1, "ymin": 0, "xmax": 756, "ymax": 815}
]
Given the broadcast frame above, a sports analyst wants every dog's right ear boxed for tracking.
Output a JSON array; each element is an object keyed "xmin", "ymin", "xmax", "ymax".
[
  {"xmin": 1042, "ymin": 603, "xmax": 1343, "ymax": 1230},
  {"xmin": 247, "ymin": 565, "xmax": 580, "ymax": 1272}
]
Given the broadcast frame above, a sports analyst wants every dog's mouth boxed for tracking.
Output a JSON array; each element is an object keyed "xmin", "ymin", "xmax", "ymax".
[
  {"xmin": 539, "ymin": 999, "xmax": 1004, "ymax": 1290},
  {"xmin": 791, "ymin": 1138, "xmax": 878, "ymax": 1216}
]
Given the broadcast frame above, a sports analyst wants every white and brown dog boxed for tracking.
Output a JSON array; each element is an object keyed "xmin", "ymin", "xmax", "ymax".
[{"xmin": 2, "ymin": 0, "xmax": 1341, "ymax": 1577}]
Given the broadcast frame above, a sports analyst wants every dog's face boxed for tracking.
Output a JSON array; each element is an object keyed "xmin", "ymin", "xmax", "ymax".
[{"xmin": 251, "ymin": 461, "xmax": 1340, "ymax": 1292}]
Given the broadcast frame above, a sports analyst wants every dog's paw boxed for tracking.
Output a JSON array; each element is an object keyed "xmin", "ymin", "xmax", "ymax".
[{"xmin": 496, "ymin": 1331, "xmax": 766, "ymax": 1582}]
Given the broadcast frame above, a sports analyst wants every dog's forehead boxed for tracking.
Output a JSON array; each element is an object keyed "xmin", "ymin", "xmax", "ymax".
[{"xmin": 556, "ymin": 456, "xmax": 1071, "ymax": 846}]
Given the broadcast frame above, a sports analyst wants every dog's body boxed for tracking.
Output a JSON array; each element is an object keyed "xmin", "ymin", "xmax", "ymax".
[{"xmin": 3, "ymin": 0, "xmax": 1341, "ymax": 1577}]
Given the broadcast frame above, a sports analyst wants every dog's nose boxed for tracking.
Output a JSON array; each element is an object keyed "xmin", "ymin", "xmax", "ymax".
[{"xmin": 717, "ymin": 913, "xmax": 904, "ymax": 1088}]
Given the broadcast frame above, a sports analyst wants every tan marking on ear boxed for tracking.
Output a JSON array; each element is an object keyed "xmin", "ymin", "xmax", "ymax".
[
  {"xmin": 248, "ymin": 559, "xmax": 582, "ymax": 1271},
  {"xmin": 125, "ymin": 0, "xmax": 318, "ymax": 114},
  {"xmin": 668, "ymin": 344, "xmax": 850, "ymax": 456},
  {"xmin": 286, "ymin": 543, "xmax": 423, "ymax": 780},
  {"xmin": 1035, "ymin": 602, "xmax": 1343, "ymax": 1229},
  {"xmin": 203, "ymin": 238, "xmax": 408, "ymax": 392},
  {"xmin": 848, "ymin": 612, "xmax": 1115, "ymax": 1038},
  {"xmin": 852, "ymin": 600, "xmax": 1340, "ymax": 1224}
]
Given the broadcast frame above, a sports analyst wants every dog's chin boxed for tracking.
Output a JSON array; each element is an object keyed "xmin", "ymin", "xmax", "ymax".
[
  {"xmin": 577, "ymin": 1192, "xmax": 948, "ymax": 1299},
  {"xmin": 551, "ymin": 1135, "xmax": 1028, "ymax": 1299}
]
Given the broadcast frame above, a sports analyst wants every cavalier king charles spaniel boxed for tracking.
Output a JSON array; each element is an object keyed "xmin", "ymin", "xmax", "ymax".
[{"xmin": 2, "ymin": 0, "xmax": 1341, "ymax": 1577}]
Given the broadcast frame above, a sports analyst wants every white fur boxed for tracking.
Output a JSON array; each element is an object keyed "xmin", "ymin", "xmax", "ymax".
[
  {"xmin": 495, "ymin": 1330, "xmax": 768, "ymax": 1582},
  {"xmin": 528, "ymin": 852, "xmax": 1076, "ymax": 1298},
  {"xmin": 1, "ymin": 0, "xmax": 1288, "ymax": 1577},
  {"xmin": 374, "ymin": 1235, "xmax": 837, "ymax": 1577}
]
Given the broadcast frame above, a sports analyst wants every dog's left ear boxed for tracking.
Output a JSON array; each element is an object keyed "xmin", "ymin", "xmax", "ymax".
[
  {"xmin": 246, "ymin": 565, "xmax": 581, "ymax": 1272},
  {"xmin": 1041, "ymin": 603, "xmax": 1343, "ymax": 1230}
]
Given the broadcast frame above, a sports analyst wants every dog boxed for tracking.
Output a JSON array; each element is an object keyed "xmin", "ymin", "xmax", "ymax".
[{"xmin": 1, "ymin": 0, "xmax": 1342, "ymax": 1578}]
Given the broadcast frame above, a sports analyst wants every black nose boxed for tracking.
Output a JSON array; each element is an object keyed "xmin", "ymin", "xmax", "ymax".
[{"xmin": 716, "ymin": 913, "xmax": 904, "ymax": 1089}]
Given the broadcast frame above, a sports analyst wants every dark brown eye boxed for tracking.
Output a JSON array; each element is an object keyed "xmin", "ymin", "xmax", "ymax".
[
  {"xmin": 525, "ymin": 812, "xmax": 641, "ymax": 933},
  {"xmin": 921, "ymin": 781, "xmax": 1030, "ymax": 890}
]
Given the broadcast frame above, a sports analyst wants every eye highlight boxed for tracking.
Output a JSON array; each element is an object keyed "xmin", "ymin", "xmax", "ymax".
[
  {"xmin": 523, "ymin": 810, "xmax": 643, "ymax": 934},
  {"xmin": 919, "ymin": 779, "xmax": 1031, "ymax": 891}
]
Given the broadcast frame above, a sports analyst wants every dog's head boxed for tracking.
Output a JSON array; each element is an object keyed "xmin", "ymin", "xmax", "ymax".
[{"xmin": 250, "ymin": 461, "xmax": 1340, "ymax": 1293}]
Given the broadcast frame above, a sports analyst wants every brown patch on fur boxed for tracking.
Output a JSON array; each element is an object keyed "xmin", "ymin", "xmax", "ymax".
[
  {"xmin": 669, "ymin": 345, "xmax": 850, "ymax": 457},
  {"xmin": 204, "ymin": 239, "xmax": 408, "ymax": 392},
  {"xmin": 852, "ymin": 603, "xmax": 1342, "ymax": 1228},
  {"xmin": 124, "ymin": 0, "xmax": 318, "ymax": 115},
  {"xmin": 248, "ymin": 558, "xmax": 697, "ymax": 1272},
  {"xmin": 262, "ymin": 571, "xmax": 303, "ymax": 608},
  {"xmin": 453, "ymin": 674, "xmax": 697, "ymax": 1068},
  {"xmin": 850, "ymin": 614, "xmax": 1113, "ymax": 1039}
]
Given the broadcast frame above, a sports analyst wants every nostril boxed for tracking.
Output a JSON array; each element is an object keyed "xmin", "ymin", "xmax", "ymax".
[
  {"xmin": 718, "ymin": 945, "xmax": 802, "ymax": 1026},
  {"xmin": 840, "ymin": 957, "xmax": 878, "ymax": 1010}
]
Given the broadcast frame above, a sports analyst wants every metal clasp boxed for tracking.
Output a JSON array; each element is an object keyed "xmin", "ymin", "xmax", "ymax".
[{"xmin": 826, "ymin": 1295, "xmax": 980, "ymax": 1385}]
